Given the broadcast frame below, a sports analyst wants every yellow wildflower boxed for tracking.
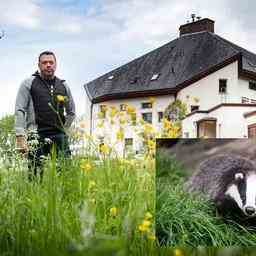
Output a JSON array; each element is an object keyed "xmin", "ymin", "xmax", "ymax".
[
  {"xmin": 147, "ymin": 233, "xmax": 156, "ymax": 241},
  {"xmin": 109, "ymin": 106, "xmax": 118, "ymax": 118},
  {"xmin": 145, "ymin": 212, "xmax": 153, "ymax": 220},
  {"xmin": 119, "ymin": 117, "xmax": 127, "ymax": 125},
  {"xmin": 143, "ymin": 123, "xmax": 154, "ymax": 134},
  {"xmin": 138, "ymin": 219, "xmax": 151, "ymax": 232},
  {"xmin": 80, "ymin": 161, "xmax": 93, "ymax": 172},
  {"xmin": 148, "ymin": 97, "xmax": 155, "ymax": 104},
  {"xmin": 116, "ymin": 129, "xmax": 124, "ymax": 141},
  {"xmin": 126, "ymin": 105, "xmax": 135, "ymax": 114},
  {"xmin": 110, "ymin": 207, "xmax": 118, "ymax": 217},
  {"xmin": 163, "ymin": 118, "xmax": 172, "ymax": 130},
  {"xmin": 147, "ymin": 139, "xmax": 155, "ymax": 150},
  {"xmin": 97, "ymin": 111, "xmax": 105, "ymax": 119},
  {"xmin": 56, "ymin": 95, "xmax": 66, "ymax": 102},
  {"xmin": 174, "ymin": 249, "xmax": 184, "ymax": 256},
  {"xmin": 99, "ymin": 143, "xmax": 109, "ymax": 154},
  {"xmin": 97, "ymin": 121, "xmax": 104, "ymax": 128}
]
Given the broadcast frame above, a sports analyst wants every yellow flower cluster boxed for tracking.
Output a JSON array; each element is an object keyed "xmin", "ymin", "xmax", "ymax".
[
  {"xmin": 126, "ymin": 105, "xmax": 136, "ymax": 114},
  {"xmin": 99, "ymin": 143, "xmax": 109, "ymax": 154},
  {"xmin": 80, "ymin": 160, "xmax": 93, "ymax": 173},
  {"xmin": 109, "ymin": 106, "xmax": 118, "ymax": 118},
  {"xmin": 173, "ymin": 249, "xmax": 184, "ymax": 256},
  {"xmin": 143, "ymin": 123, "xmax": 155, "ymax": 134},
  {"xmin": 148, "ymin": 97, "xmax": 156, "ymax": 104},
  {"xmin": 116, "ymin": 128, "xmax": 124, "ymax": 141},
  {"xmin": 56, "ymin": 95, "xmax": 66, "ymax": 102},
  {"xmin": 138, "ymin": 211, "xmax": 154, "ymax": 240},
  {"xmin": 110, "ymin": 207, "xmax": 118, "ymax": 217}
]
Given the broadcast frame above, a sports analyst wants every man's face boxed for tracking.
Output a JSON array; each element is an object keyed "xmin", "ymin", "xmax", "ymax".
[{"xmin": 38, "ymin": 54, "xmax": 56, "ymax": 79}]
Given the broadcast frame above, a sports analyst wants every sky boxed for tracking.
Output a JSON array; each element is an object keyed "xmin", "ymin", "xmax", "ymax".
[{"xmin": 0, "ymin": 0, "xmax": 256, "ymax": 119}]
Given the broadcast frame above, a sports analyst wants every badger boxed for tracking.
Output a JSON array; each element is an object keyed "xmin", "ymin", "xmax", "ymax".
[{"xmin": 185, "ymin": 154, "xmax": 256, "ymax": 226}]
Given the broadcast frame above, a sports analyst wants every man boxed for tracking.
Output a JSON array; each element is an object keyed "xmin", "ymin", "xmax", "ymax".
[{"xmin": 15, "ymin": 51, "xmax": 76, "ymax": 178}]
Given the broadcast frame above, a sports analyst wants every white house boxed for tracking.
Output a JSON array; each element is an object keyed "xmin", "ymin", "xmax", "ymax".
[{"xmin": 84, "ymin": 17, "xmax": 256, "ymax": 152}]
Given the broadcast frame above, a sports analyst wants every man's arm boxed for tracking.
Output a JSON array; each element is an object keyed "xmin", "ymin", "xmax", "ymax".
[
  {"xmin": 63, "ymin": 82, "xmax": 76, "ymax": 129},
  {"xmin": 15, "ymin": 79, "xmax": 31, "ymax": 136},
  {"xmin": 15, "ymin": 78, "xmax": 32, "ymax": 153}
]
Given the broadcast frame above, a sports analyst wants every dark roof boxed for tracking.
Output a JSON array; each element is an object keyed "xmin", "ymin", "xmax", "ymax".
[{"xmin": 85, "ymin": 31, "xmax": 256, "ymax": 103}]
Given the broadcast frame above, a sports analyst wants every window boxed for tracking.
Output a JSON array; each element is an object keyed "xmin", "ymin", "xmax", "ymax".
[
  {"xmin": 142, "ymin": 112, "xmax": 152, "ymax": 123},
  {"xmin": 251, "ymin": 99, "xmax": 256, "ymax": 104},
  {"xmin": 242, "ymin": 97, "xmax": 250, "ymax": 104},
  {"xmin": 130, "ymin": 76, "xmax": 139, "ymax": 84},
  {"xmin": 249, "ymin": 81, "xmax": 256, "ymax": 91},
  {"xmin": 158, "ymin": 112, "xmax": 163, "ymax": 122},
  {"xmin": 125, "ymin": 138, "xmax": 133, "ymax": 147},
  {"xmin": 151, "ymin": 73, "xmax": 160, "ymax": 81},
  {"xmin": 191, "ymin": 105, "xmax": 199, "ymax": 112},
  {"xmin": 107, "ymin": 75, "xmax": 114, "ymax": 80},
  {"xmin": 219, "ymin": 79, "xmax": 227, "ymax": 94},
  {"xmin": 141, "ymin": 102, "xmax": 152, "ymax": 109},
  {"xmin": 120, "ymin": 104, "xmax": 127, "ymax": 111}
]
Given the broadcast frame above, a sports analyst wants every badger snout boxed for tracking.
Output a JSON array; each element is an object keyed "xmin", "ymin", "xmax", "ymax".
[{"xmin": 244, "ymin": 206, "xmax": 256, "ymax": 216}]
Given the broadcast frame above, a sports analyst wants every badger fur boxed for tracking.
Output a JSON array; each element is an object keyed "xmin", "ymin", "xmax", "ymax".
[{"xmin": 185, "ymin": 154, "xmax": 256, "ymax": 225}]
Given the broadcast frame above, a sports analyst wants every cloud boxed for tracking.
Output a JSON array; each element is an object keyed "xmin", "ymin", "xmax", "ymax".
[
  {"xmin": 1, "ymin": 0, "xmax": 256, "ymax": 119},
  {"xmin": 0, "ymin": 0, "xmax": 40, "ymax": 29}
]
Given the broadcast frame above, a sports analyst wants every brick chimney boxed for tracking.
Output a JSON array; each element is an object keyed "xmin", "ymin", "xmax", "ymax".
[{"xmin": 179, "ymin": 18, "xmax": 215, "ymax": 36}]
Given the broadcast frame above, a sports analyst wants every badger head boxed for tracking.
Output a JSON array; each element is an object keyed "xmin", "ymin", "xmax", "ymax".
[{"xmin": 225, "ymin": 172, "xmax": 256, "ymax": 218}]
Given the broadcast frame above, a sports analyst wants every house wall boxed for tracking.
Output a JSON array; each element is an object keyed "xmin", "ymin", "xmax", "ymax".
[
  {"xmin": 91, "ymin": 95, "xmax": 175, "ymax": 153},
  {"xmin": 177, "ymin": 61, "xmax": 239, "ymax": 111},
  {"xmin": 237, "ymin": 79, "xmax": 256, "ymax": 103},
  {"xmin": 182, "ymin": 106, "xmax": 256, "ymax": 138}
]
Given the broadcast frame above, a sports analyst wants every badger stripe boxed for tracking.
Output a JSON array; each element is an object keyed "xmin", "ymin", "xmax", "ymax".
[
  {"xmin": 225, "ymin": 184, "xmax": 243, "ymax": 209},
  {"xmin": 245, "ymin": 174, "xmax": 256, "ymax": 208}
]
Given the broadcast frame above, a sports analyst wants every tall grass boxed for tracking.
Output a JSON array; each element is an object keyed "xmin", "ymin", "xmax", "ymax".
[
  {"xmin": 0, "ymin": 150, "xmax": 156, "ymax": 255},
  {"xmin": 156, "ymin": 149, "xmax": 256, "ymax": 247}
]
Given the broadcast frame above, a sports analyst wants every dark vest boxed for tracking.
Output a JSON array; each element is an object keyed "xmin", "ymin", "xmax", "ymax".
[{"xmin": 30, "ymin": 73, "xmax": 68, "ymax": 135}]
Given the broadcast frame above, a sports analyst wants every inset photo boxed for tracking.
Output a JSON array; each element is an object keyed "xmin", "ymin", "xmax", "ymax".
[{"xmin": 156, "ymin": 138, "xmax": 256, "ymax": 247}]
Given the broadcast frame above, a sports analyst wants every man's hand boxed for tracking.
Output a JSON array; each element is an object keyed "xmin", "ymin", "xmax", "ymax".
[{"xmin": 16, "ymin": 135, "xmax": 28, "ymax": 155}]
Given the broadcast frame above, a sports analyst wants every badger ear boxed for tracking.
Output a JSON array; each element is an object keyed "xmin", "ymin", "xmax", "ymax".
[{"xmin": 235, "ymin": 172, "xmax": 244, "ymax": 181}]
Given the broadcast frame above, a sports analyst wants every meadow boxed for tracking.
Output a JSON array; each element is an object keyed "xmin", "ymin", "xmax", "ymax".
[{"xmin": 1, "ymin": 106, "xmax": 256, "ymax": 255}]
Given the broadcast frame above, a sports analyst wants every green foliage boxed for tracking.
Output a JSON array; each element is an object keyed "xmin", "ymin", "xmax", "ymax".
[{"xmin": 164, "ymin": 99, "xmax": 187, "ymax": 121}]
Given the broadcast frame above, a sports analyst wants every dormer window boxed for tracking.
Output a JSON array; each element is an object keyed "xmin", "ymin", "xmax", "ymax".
[
  {"xmin": 219, "ymin": 79, "xmax": 227, "ymax": 94},
  {"xmin": 130, "ymin": 76, "xmax": 139, "ymax": 84},
  {"xmin": 108, "ymin": 75, "xmax": 114, "ymax": 80},
  {"xmin": 151, "ymin": 73, "xmax": 160, "ymax": 81}
]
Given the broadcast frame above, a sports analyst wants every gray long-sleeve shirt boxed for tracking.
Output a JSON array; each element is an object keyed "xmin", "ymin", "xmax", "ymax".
[{"xmin": 15, "ymin": 75, "xmax": 76, "ymax": 136}]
